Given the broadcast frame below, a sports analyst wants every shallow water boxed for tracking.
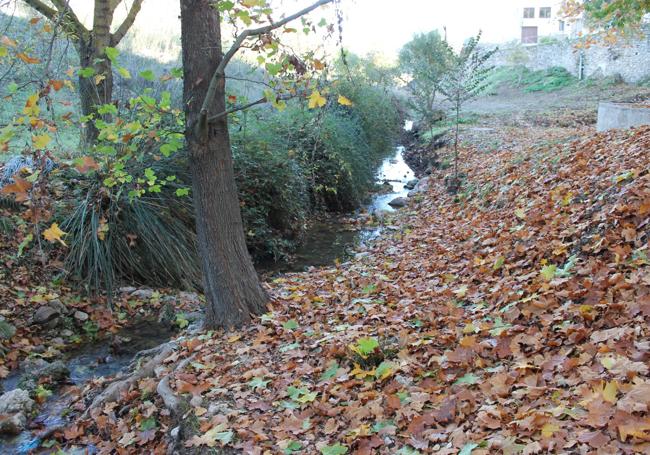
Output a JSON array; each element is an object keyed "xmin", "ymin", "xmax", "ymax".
[
  {"xmin": 0, "ymin": 320, "xmax": 174, "ymax": 454},
  {"xmin": 267, "ymin": 145, "xmax": 415, "ymax": 273}
]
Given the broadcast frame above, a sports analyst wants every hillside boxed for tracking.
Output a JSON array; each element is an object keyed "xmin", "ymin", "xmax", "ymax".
[{"xmin": 57, "ymin": 125, "xmax": 650, "ymax": 454}]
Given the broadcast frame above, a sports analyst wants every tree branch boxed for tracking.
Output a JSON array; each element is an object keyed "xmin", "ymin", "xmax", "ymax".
[
  {"xmin": 207, "ymin": 93, "xmax": 297, "ymax": 123},
  {"xmin": 111, "ymin": 0, "xmax": 144, "ymax": 45},
  {"xmin": 199, "ymin": 0, "xmax": 333, "ymax": 122},
  {"xmin": 24, "ymin": 0, "xmax": 88, "ymax": 39}
]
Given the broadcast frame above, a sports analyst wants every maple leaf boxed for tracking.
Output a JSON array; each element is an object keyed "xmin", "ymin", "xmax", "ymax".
[
  {"xmin": 43, "ymin": 223, "xmax": 67, "ymax": 246},
  {"xmin": 338, "ymin": 95, "xmax": 353, "ymax": 106},
  {"xmin": 185, "ymin": 423, "xmax": 234, "ymax": 448},
  {"xmin": 1, "ymin": 176, "xmax": 32, "ymax": 201},
  {"xmin": 32, "ymin": 134, "xmax": 51, "ymax": 150},
  {"xmin": 308, "ymin": 90, "xmax": 326, "ymax": 109},
  {"xmin": 75, "ymin": 156, "xmax": 100, "ymax": 173},
  {"xmin": 540, "ymin": 264, "xmax": 557, "ymax": 281}
]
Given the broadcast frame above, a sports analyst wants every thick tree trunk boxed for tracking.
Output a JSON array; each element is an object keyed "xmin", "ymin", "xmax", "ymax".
[{"xmin": 180, "ymin": 0, "xmax": 268, "ymax": 329}]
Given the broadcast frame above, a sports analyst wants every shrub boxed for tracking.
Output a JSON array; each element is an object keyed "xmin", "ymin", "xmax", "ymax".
[{"xmin": 61, "ymin": 156, "xmax": 201, "ymax": 296}]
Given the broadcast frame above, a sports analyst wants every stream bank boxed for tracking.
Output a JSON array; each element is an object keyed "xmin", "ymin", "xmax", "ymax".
[
  {"xmin": 0, "ymin": 143, "xmax": 419, "ymax": 454},
  {"xmin": 0, "ymin": 319, "xmax": 175, "ymax": 454}
]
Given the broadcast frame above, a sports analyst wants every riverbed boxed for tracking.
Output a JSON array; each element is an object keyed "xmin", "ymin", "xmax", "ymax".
[{"xmin": 263, "ymin": 145, "xmax": 415, "ymax": 273}]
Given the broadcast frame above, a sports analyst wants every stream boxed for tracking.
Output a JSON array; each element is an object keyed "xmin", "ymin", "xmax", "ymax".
[
  {"xmin": 263, "ymin": 144, "xmax": 416, "ymax": 273},
  {"xmin": 0, "ymin": 320, "xmax": 175, "ymax": 454},
  {"xmin": 0, "ymin": 143, "xmax": 415, "ymax": 454}
]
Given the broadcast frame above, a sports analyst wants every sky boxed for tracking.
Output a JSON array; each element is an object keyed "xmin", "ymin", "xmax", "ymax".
[{"xmin": 8, "ymin": 0, "xmax": 529, "ymax": 60}]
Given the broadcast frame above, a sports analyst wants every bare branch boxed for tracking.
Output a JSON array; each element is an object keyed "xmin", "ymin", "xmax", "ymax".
[
  {"xmin": 200, "ymin": 0, "xmax": 333, "ymax": 121},
  {"xmin": 111, "ymin": 0, "xmax": 144, "ymax": 45},
  {"xmin": 207, "ymin": 93, "xmax": 298, "ymax": 123},
  {"xmin": 24, "ymin": 0, "xmax": 88, "ymax": 39},
  {"xmin": 207, "ymin": 97, "xmax": 267, "ymax": 122}
]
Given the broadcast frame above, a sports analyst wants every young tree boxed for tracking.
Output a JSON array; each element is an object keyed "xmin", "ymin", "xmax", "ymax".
[
  {"xmin": 564, "ymin": 0, "xmax": 650, "ymax": 32},
  {"xmin": 23, "ymin": 0, "xmax": 144, "ymax": 145},
  {"xmin": 439, "ymin": 32, "xmax": 496, "ymax": 191},
  {"xmin": 179, "ymin": 0, "xmax": 334, "ymax": 329},
  {"xmin": 398, "ymin": 31, "xmax": 453, "ymax": 141}
]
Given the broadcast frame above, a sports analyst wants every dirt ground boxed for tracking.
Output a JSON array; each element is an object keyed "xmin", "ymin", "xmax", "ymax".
[{"xmin": 457, "ymin": 82, "xmax": 650, "ymax": 154}]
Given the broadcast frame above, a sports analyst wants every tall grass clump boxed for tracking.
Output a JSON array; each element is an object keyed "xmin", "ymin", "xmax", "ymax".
[{"xmin": 61, "ymin": 157, "xmax": 201, "ymax": 295}]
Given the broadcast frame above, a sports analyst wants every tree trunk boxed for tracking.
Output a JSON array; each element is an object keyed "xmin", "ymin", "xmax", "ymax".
[
  {"xmin": 179, "ymin": 0, "xmax": 268, "ymax": 329},
  {"xmin": 77, "ymin": 39, "xmax": 113, "ymax": 147}
]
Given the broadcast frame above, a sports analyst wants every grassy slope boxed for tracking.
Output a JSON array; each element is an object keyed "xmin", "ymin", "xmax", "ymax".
[{"xmin": 60, "ymin": 125, "xmax": 650, "ymax": 453}]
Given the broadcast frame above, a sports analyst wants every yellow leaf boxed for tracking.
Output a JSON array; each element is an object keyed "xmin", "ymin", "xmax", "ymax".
[
  {"xmin": 33, "ymin": 134, "xmax": 51, "ymax": 150},
  {"xmin": 541, "ymin": 422, "xmax": 559, "ymax": 438},
  {"xmin": 338, "ymin": 95, "xmax": 353, "ymax": 106},
  {"xmin": 453, "ymin": 285, "xmax": 468, "ymax": 298},
  {"xmin": 43, "ymin": 223, "xmax": 67, "ymax": 246},
  {"xmin": 350, "ymin": 363, "xmax": 375, "ymax": 379},
  {"xmin": 23, "ymin": 93, "xmax": 40, "ymax": 117},
  {"xmin": 308, "ymin": 90, "xmax": 326, "ymax": 109},
  {"xmin": 603, "ymin": 380, "xmax": 618, "ymax": 404},
  {"xmin": 515, "ymin": 208, "xmax": 526, "ymax": 219}
]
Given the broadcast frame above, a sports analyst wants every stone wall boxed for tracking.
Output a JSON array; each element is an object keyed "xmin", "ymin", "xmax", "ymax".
[{"xmin": 488, "ymin": 34, "xmax": 650, "ymax": 83}]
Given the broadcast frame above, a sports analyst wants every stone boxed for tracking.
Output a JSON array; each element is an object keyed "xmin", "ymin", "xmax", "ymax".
[
  {"xmin": 47, "ymin": 299, "xmax": 68, "ymax": 315},
  {"xmin": 0, "ymin": 412, "xmax": 26, "ymax": 435},
  {"xmin": 404, "ymin": 178, "xmax": 419, "ymax": 190},
  {"xmin": 119, "ymin": 286, "xmax": 137, "ymax": 294},
  {"xmin": 32, "ymin": 305, "xmax": 60, "ymax": 325},
  {"xmin": 388, "ymin": 197, "xmax": 408, "ymax": 208},
  {"xmin": 0, "ymin": 318, "xmax": 16, "ymax": 340},
  {"xmin": 73, "ymin": 310, "xmax": 89, "ymax": 322},
  {"xmin": 19, "ymin": 359, "xmax": 69, "ymax": 390},
  {"xmin": 0, "ymin": 389, "xmax": 34, "ymax": 415},
  {"xmin": 61, "ymin": 329, "xmax": 74, "ymax": 337},
  {"xmin": 130, "ymin": 289, "xmax": 154, "ymax": 300}
]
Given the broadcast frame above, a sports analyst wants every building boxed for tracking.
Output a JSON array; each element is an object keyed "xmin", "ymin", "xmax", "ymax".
[{"xmin": 520, "ymin": 1, "xmax": 584, "ymax": 44}]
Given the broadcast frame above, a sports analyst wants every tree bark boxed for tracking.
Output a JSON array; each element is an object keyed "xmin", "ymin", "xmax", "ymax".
[
  {"xmin": 24, "ymin": 0, "xmax": 142, "ymax": 147},
  {"xmin": 76, "ymin": 38, "xmax": 113, "ymax": 146},
  {"xmin": 179, "ymin": 0, "xmax": 268, "ymax": 329}
]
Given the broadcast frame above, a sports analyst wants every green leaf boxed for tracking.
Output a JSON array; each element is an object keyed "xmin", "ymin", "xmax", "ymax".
[
  {"xmin": 453, "ymin": 373, "xmax": 479, "ymax": 385},
  {"xmin": 355, "ymin": 337, "xmax": 379, "ymax": 356},
  {"xmin": 319, "ymin": 361, "xmax": 340, "ymax": 381},
  {"xmin": 117, "ymin": 66, "xmax": 131, "ymax": 79},
  {"xmin": 279, "ymin": 342, "xmax": 300, "ymax": 353},
  {"xmin": 320, "ymin": 444, "xmax": 348, "ymax": 455},
  {"xmin": 284, "ymin": 441, "xmax": 303, "ymax": 454},
  {"xmin": 396, "ymin": 447, "xmax": 421, "ymax": 455},
  {"xmin": 540, "ymin": 264, "xmax": 557, "ymax": 281},
  {"xmin": 105, "ymin": 46, "xmax": 120, "ymax": 63},
  {"xmin": 374, "ymin": 361, "xmax": 395, "ymax": 380},
  {"xmin": 459, "ymin": 443, "xmax": 480, "ymax": 455},
  {"xmin": 282, "ymin": 319, "xmax": 299, "ymax": 330},
  {"xmin": 217, "ymin": 0, "xmax": 235, "ymax": 11},
  {"xmin": 139, "ymin": 69, "xmax": 155, "ymax": 81},
  {"xmin": 493, "ymin": 256, "xmax": 505, "ymax": 270},
  {"xmin": 139, "ymin": 417, "xmax": 157, "ymax": 431},
  {"xmin": 248, "ymin": 376, "xmax": 270, "ymax": 390},
  {"xmin": 176, "ymin": 188, "xmax": 190, "ymax": 197},
  {"xmin": 79, "ymin": 67, "xmax": 96, "ymax": 78}
]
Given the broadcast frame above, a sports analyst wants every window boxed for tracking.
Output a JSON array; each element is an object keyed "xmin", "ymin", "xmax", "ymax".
[
  {"xmin": 524, "ymin": 7, "xmax": 535, "ymax": 18},
  {"xmin": 559, "ymin": 20, "xmax": 565, "ymax": 31},
  {"xmin": 540, "ymin": 7, "xmax": 551, "ymax": 18}
]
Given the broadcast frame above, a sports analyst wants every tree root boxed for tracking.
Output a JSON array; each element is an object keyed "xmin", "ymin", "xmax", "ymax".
[{"xmin": 83, "ymin": 341, "xmax": 178, "ymax": 419}]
